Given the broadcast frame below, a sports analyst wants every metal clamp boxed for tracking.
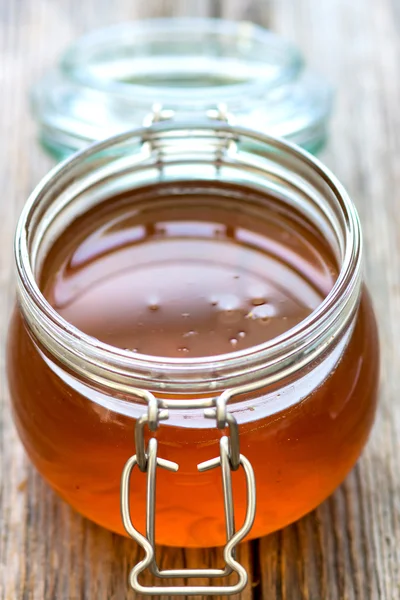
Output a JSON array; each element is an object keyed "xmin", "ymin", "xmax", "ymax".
[
  {"xmin": 142, "ymin": 102, "xmax": 237, "ymax": 158},
  {"xmin": 120, "ymin": 106, "xmax": 254, "ymax": 595},
  {"xmin": 120, "ymin": 395, "xmax": 256, "ymax": 596}
]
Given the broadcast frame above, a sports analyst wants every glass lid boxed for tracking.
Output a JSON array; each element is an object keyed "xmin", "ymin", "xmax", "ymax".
[{"xmin": 31, "ymin": 18, "xmax": 333, "ymax": 160}]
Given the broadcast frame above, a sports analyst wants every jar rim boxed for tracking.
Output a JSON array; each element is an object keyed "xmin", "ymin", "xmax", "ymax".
[
  {"xmin": 60, "ymin": 18, "xmax": 303, "ymax": 101},
  {"xmin": 15, "ymin": 120, "xmax": 362, "ymax": 394}
]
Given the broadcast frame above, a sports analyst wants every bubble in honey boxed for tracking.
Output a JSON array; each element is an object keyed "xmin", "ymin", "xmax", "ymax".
[
  {"xmin": 222, "ymin": 294, "xmax": 239, "ymax": 309},
  {"xmin": 246, "ymin": 303, "xmax": 276, "ymax": 322},
  {"xmin": 183, "ymin": 330, "xmax": 197, "ymax": 338},
  {"xmin": 251, "ymin": 297, "xmax": 267, "ymax": 307},
  {"xmin": 178, "ymin": 346, "xmax": 189, "ymax": 353},
  {"xmin": 238, "ymin": 331, "xmax": 246, "ymax": 338},
  {"xmin": 230, "ymin": 338, "xmax": 238, "ymax": 347},
  {"xmin": 210, "ymin": 294, "xmax": 242, "ymax": 324},
  {"xmin": 182, "ymin": 312, "xmax": 190, "ymax": 318}
]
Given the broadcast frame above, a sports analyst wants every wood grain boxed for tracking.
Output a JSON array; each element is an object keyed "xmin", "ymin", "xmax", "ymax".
[{"xmin": 0, "ymin": 0, "xmax": 399, "ymax": 598}]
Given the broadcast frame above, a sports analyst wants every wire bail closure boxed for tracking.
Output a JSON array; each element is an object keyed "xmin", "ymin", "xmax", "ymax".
[
  {"xmin": 120, "ymin": 392, "xmax": 256, "ymax": 596},
  {"xmin": 119, "ymin": 104, "xmax": 255, "ymax": 595}
]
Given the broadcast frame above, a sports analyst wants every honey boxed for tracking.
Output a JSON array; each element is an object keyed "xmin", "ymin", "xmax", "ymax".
[
  {"xmin": 8, "ymin": 180, "xmax": 379, "ymax": 547},
  {"xmin": 40, "ymin": 182, "xmax": 338, "ymax": 357}
]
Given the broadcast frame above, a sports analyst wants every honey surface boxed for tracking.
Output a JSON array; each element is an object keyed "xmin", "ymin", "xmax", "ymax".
[{"xmin": 41, "ymin": 182, "xmax": 338, "ymax": 357}]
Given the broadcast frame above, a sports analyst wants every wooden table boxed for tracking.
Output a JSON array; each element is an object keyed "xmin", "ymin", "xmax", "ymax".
[{"xmin": 1, "ymin": 0, "xmax": 399, "ymax": 598}]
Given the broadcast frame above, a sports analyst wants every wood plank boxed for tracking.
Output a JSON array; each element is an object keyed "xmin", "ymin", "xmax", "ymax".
[{"xmin": 0, "ymin": 0, "xmax": 399, "ymax": 598}]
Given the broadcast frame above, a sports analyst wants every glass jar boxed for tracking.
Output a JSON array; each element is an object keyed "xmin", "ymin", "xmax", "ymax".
[
  {"xmin": 7, "ymin": 116, "xmax": 378, "ymax": 595},
  {"xmin": 31, "ymin": 18, "xmax": 332, "ymax": 160}
]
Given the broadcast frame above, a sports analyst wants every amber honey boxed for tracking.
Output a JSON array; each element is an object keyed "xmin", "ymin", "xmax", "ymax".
[{"xmin": 8, "ymin": 181, "xmax": 379, "ymax": 547}]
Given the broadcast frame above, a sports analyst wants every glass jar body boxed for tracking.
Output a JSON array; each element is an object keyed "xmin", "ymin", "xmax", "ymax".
[{"xmin": 7, "ymin": 289, "xmax": 378, "ymax": 548}]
